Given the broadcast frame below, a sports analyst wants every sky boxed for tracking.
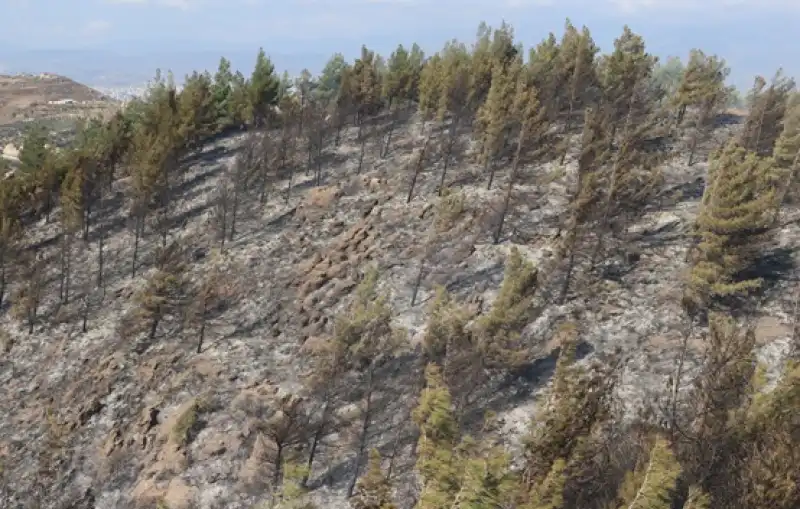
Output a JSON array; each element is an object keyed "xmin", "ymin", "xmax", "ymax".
[{"xmin": 1, "ymin": 0, "xmax": 799, "ymax": 91}]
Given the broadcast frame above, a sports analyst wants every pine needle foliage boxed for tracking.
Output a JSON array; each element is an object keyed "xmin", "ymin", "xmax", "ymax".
[
  {"xmin": 351, "ymin": 449, "xmax": 397, "ymax": 509},
  {"xmin": 613, "ymin": 437, "xmax": 681, "ymax": 509},
  {"xmin": 475, "ymin": 247, "xmax": 538, "ymax": 369},
  {"xmin": 685, "ymin": 141, "xmax": 778, "ymax": 311}
]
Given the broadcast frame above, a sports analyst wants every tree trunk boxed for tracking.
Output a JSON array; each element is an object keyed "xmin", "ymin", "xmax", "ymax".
[
  {"xmin": 132, "ymin": 215, "xmax": 141, "ymax": 278},
  {"xmin": 347, "ymin": 367, "xmax": 375, "ymax": 498},
  {"xmin": 485, "ymin": 156, "xmax": 496, "ymax": 191},
  {"xmin": 59, "ymin": 241, "xmax": 66, "ymax": 303},
  {"xmin": 84, "ymin": 200, "xmax": 92, "ymax": 242},
  {"xmin": 411, "ymin": 255, "xmax": 426, "ymax": 306},
  {"xmin": 148, "ymin": 316, "xmax": 159, "ymax": 341},
  {"xmin": 669, "ymin": 321, "xmax": 693, "ymax": 443},
  {"xmin": 382, "ymin": 106, "xmax": 401, "ymax": 158},
  {"xmin": 773, "ymin": 150, "xmax": 800, "ymax": 225},
  {"xmin": 407, "ymin": 135, "xmax": 432, "ymax": 203},
  {"xmin": 81, "ymin": 296, "xmax": 89, "ymax": 333},
  {"xmin": 197, "ymin": 300, "xmax": 208, "ymax": 354},
  {"xmin": 438, "ymin": 116, "xmax": 460, "ymax": 195},
  {"xmin": 303, "ymin": 399, "xmax": 331, "ymax": 487},
  {"xmin": 0, "ymin": 254, "xmax": 5, "ymax": 308},
  {"xmin": 63, "ymin": 244, "xmax": 70, "ymax": 305},
  {"xmin": 273, "ymin": 442, "xmax": 284, "ymax": 489},
  {"xmin": 559, "ymin": 238, "xmax": 578, "ymax": 305},
  {"xmin": 229, "ymin": 189, "xmax": 238, "ymax": 242},
  {"xmin": 357, "ymin": 124, "xmax": 367, "ymax": 175},
  {"xmin": 285, "ymin": 163, "xmax": 296, "ymax": 205},
  {"xmin": 495, "ymin": 121, "xmax": 528, "ymax": 244},
  {"xmin": 97, "ymin": 230, "xmax": 104, "ymax": 290}
]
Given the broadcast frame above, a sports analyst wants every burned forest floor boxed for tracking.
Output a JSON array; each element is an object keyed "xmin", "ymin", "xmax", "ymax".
[{"xmin": 0, "ymin": 111, "xmax": 797, "ymax": 509}]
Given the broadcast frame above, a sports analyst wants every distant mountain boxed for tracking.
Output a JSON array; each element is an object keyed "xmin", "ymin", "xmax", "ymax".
[
  {"xmin": 0, "ymin": 48, "xmax": 331, "ymax": 91},
  {"xmin": 0, "ymin": 73, "xmax": 119, "ymax": 145}
]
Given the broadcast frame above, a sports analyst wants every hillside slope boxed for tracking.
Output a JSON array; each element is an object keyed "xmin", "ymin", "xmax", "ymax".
[
  {"xmin": 0, "ymin": 112, "xmax": 796, "ymax": 509},
  {"xmin": 0, "ymin": 73, "xmax": 119, "ymax": 147}
]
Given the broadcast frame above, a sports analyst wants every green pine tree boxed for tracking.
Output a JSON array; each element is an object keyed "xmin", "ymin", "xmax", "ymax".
[
  {"xmin": 684, "ymin": 141, "xmax": 778, "ymax": 312},
  {"xmin": 614, "ymin": 437, "xmax": 681, "ymax": 509},
  {"xmin": 350, "ymin": 449, "xmax": 396, "ymax": 509}
]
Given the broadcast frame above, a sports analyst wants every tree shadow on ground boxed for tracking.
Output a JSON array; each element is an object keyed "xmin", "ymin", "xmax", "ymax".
[{"xmin": 743, "ymin": 246, "xmax": 796, "ymax": 297}]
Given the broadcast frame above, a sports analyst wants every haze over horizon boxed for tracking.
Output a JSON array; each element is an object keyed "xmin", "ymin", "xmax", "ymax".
[{"xmin": 1, "ymin": 0, "xmax": 799, "ymax": 92}]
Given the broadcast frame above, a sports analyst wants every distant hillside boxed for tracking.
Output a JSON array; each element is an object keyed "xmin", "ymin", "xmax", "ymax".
[{"xmin": 0, "ymin": 73, "xmax": 120, "ymax": 146}]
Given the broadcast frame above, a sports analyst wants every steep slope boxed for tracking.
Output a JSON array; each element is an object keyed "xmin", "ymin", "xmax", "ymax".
[{"xmin": 0, "ymin": 112, "xmax": 796, "ymax": 509}]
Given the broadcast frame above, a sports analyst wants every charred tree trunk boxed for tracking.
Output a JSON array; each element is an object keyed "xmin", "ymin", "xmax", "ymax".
[
  {"xmin": 485, "ymin": 156, "xmax": 496, "ymax": 191},
  {"xmin": 494, "ymin": 119, "xmax": 530, "ymax": 244},
  {"xmin": 558, "ymin": 230, "xmax": 580, "ymax": 305},
  {"xmin": 97, "ymin": 229, "xmax": 104, "ymax": 291},
  {"xmin": 357, "ymin": 121, "xmax": 367, "ymax": 175},
  {"xmin": 229, "ymin": 188, "xmax": 239, "ymax": 242},
  {"xmin": 196, "ymin": 299, "xmax": 208, "ymax": 354},
  {"xmin": 406, "ymin": 135, "xmax": 432, "ymax": 203},
  {"xmin": 303, "ymin": 398, "xmax": 331, "ymax": 487},
  {"xmin": 438, "ymin": 114, "xmax": 462, "ymax": 196},
  {"xmin": 347, "ymin": 366, "xmax": 375, "ymax": 498},
  {"xmin": 132, "ymin": 214, "xmax": 142, "ymax": 278},
  {"xmin": 0, "ymin": 253, "xmax": 6, "ymax": 309}
]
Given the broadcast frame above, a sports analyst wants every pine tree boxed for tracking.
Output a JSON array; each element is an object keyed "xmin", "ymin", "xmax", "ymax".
[
  {"xmin": 682, "ymin": 486, "xmax": 711, "ymax": 509},
  {"xmin": 257, "ymin": 393, "xmax": 311, "ymax": 488},
  {"xmin": 231, "ymin": 70, "xmax": 252, "ymax": 129},
  {"xmin": 475, "ymin": 57, "xmax": 521, "ymax": 190},
  {"xmin": 773, "ymin": 92, "xmax": 800, "ymax": 212},
  {"xmin": 592, "ymin": 35, "xmax": 663, "ymax": 266},
  {"xmin": 300, "ymin": 332, "xmax": 350, "ymax": 487},
  {"xmin": 527, "ymin": 33, "xmax": 563, "ymax": 124},
  {"xmin": 684, "ymin": 141, "xmax": 778, "ymax": 312},
  {"xmin": 58, "ymin": 159, "xmax": 85, "ymax": 304},
  {"xmin": 420, "ymin": 287, "xmax": 477, "ymax": 411},
  {"xmin": 128, "ymin": 242, "xmax": 189, "ymax": 343},
  {"xmin": 476, "ymin": 247, "xmax": 538, "ymax": 370},
  {"xmin": 412, "ymin": 364, "xmax": 460, "ymax": 509},
  {"xmin": 212, "ymin": 57, "xmax": 235, "ymax": 130},
  {"xmin": 494, "ymin": 76, "xmax": 548, "ymax": 243},
  {"xmin": 599, "ymin": 26, "xmax": 657, "ymax": 147},
  {"xmin": 265, "ymin": 461, "xmax": 317, "ymax": 509},
  {"xmin": 613, "ymin": 437, "xmax": 680, "ymax": 509},
  {"xmin": 381, "ymin": 43, "xmax": 421, "ymax": 157},
  {"xmin": 417, "ymin": 53, "xmax": 443, "ymax": 130},
  {"xmin": 18, "ymin": 124, "xmax": 49, "ymax": 176},
  {"xmin": 558, "ymin": 107, "xmax": 609, "ymax": 303},
  {"xmin": 523, "ymin": 323, "xmax": 618, "ymax": 489},
  {"xmin": 186, "ymin": 253, "xmax": 240, "ymax": 354},
  {"xmin": 557, "ymin": 20, "xmax": 599, "ymax": 164},
  {"xmin": 316, "ymin": 53, "xmax": 348, "ymax": 105},
  {"xmin": 351, "ymin": 46, "xmax": 383, "ymax": 123},
  {"xmin": 11, "ymin": 252, "xmax": 46, "ymax": 334},
  {"xmin": 178, "ymin": 70, "xmax": 216, "ymax": 148},
  {"xmin": 455, "ymin": 433, "xmax": 518, "ymax": 509},
  {"xmin": 526, "ymin": 459, "xmax": 567, "ymax": 509},
  {"xmin": 738, "ymin": 362, "xmax": 800, "ymax": 509},
  {"xmin": 350, "ymin": 449, "xmax": 396, "ymax": 509},
  {"xmin": 336, "ymin": 268, "xmax": 405, "ymax": 497},
  {"xmin": 672, "ymin": 50, "xmax": 730, "ymax": 165},
  {"xmin": 0, "ymin": 182, "xmax": 20, "ymax": 308},
  {"xmin": 435, "ymin": 40, "xmax": 472, "ymax": 193},
  {"xmin": 469, "ymin": 21, "xmax": 517, "ymax": 110},
  {"xmin": 679, "ymin": 313, "xmax": 757, "ymax": 506},
  {"xmin": 739, "ymin": 70, "xmax": 795, "ymax": 156}
]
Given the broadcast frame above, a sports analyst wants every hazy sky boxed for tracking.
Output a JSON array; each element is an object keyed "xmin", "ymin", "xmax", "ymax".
[{"xmin": 1, "ymin": 0, "xmax": 799, "ymax": 90}]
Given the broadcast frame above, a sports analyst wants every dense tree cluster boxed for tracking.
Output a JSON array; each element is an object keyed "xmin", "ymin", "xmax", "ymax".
[{"xmin": 2, "ymin": 18, "xmax": 799, "ymax": 509}]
